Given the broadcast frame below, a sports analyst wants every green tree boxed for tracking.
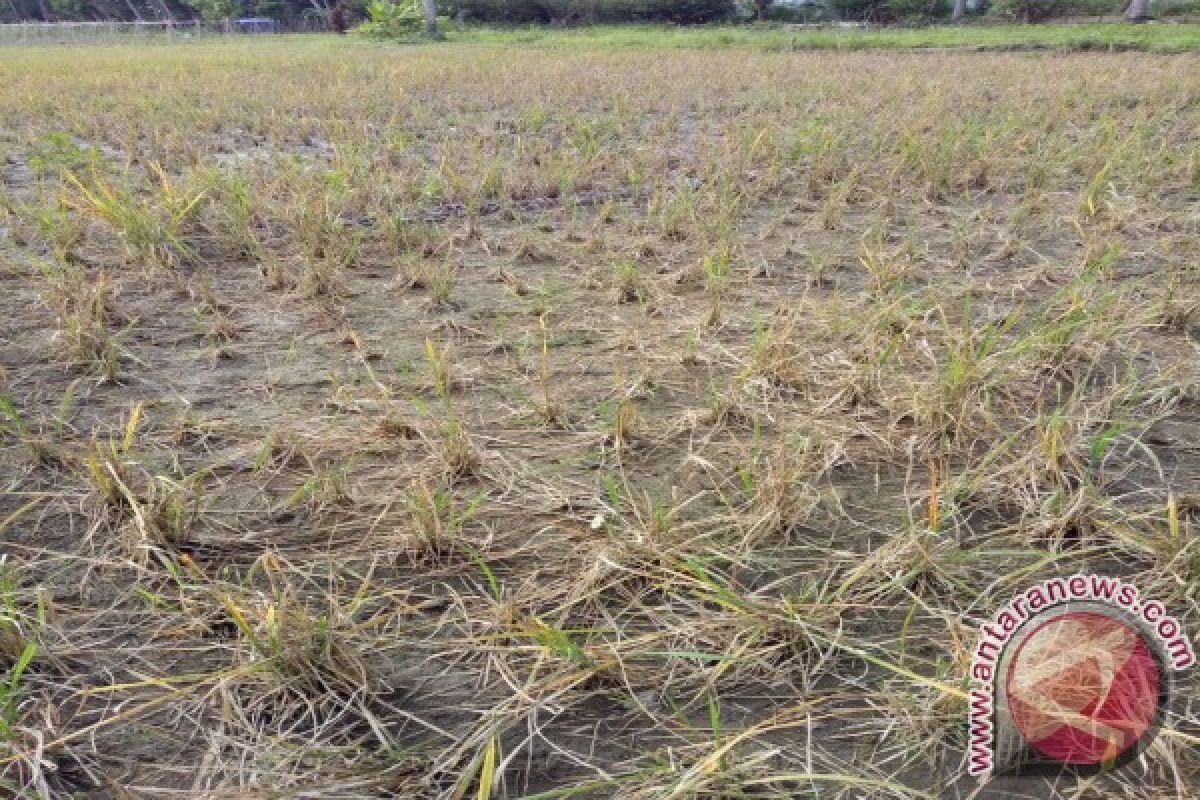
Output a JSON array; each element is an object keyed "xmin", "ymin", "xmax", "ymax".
[
  {"xmin": 989, "ymin": 0, "xmax": 1062, "ymax": 20},
  {"xmin": 190, "ymin": 0, "xmax": 239, "ymax": 18},
  {"xmin": 356, "ymin": 0, "xmax": 421, "ymax": 34},
  {"xmin": 48, "ymin": 0, "xmax": 85, "ymax": 18}
]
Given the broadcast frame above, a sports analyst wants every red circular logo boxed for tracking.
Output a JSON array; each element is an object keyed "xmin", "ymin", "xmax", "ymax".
[{"xmin": 1004, "ymin": 610, "xmax": 1161, "ymax": 766}]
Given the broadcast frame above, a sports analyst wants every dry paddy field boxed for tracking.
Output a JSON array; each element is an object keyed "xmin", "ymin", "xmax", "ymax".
[{"xmin": 1, "ymin": 40, "xmax": 1199, "ymax": 798}]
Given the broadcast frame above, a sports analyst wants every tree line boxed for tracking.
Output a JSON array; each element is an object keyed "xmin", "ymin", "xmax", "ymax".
[
  {"xmin": 0, "ymin": 0, "xmax": 1162, "ymax": 29},
  {"xmin": 0, "ymin": 0, "xmax": 335, "ymax": 24}
]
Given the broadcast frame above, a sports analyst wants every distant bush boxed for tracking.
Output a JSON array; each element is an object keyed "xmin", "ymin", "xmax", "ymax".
[
  {"xmin": 443, "ymin": 0, "xmax": 736, "ymax": 24},
  {"xmin": 357, "ymin": 0, "xmax": 424, "ymax": 35},
  {"xmin": 1060, "ymin": 0, "xmax": 1122, "ymax": 15},
  {"xmin": 989, "ymin": 0, "xmax": 1120, "ymax": 20},
  {"xmin": 1160, "ymin": 0, "xmax": 1200, "ymax": 14},
  {"xmin": 827, "ymin": 0, "xmax": 950, "ymax": 21},
  {"xmin": 761, "ymin": 1, "xmax": 836, "ymax": 22}
]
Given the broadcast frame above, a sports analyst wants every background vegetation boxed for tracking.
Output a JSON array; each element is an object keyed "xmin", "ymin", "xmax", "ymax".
[
  {"xmin": 444, "ymin": 19, "xmax": 1200, "ymax": 48},
  {"xmin": 3, "ymin": 0, "xmax": 1198, "ymax": 27}
]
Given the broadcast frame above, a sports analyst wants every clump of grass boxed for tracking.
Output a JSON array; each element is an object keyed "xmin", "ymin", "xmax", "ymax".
[
  {"xmin": 401, "ymin": 256, "xmax": 459, "ymax": 308},
  {"xmin": 28, "ymin": 130, "xmax": 99, "ymax": 178},
  {"xmin": 253, "ymin": 428, "xmax": 304, "ymax": 473},
  {"xmin": 741, "ymin": 310, "xmax": 807, "ymax": 395},
  {"xmin": 804, "ymin": 250, "xmax": 834, "ymax": 288},
  {"xmin": 423, "ymin": 336, "xmax": 456, "ymax": 398},
  {"xmin": 610, "ymin": 257, "xmax": 647, "ymax": 304},
  {"xmin": 219, "ymin": 557, "xmax": 371, "ymax": 699},
  {"xmin": 598, "ymin": 397, "xmax": 638, "ymax": 454},
  {"xmin": 81, "ymin": 401, "xmax": 143, "ymax": 511},
  {"xmin": 190, "ymin": 278, "xmax": 237, "ymax": 356},
  {"xmin": 913, "ymin": 302, "xmax": 1018, "ymax": 438},
  {"xmin": 0, "ymin": 558, "xmax": 39, "ymax": 698},
  {"xmin": 649, "ymin": 184, "xmax": 697, "ymax": 241},
  {"xmin": 0, "ymin": 622, "xmax": 38, "ymax": 752},
  {"xmin": 299, "ymin": 249, "xmax": 351, "ymax": 300},
  {"xmin": 18, "ymin": 197, "xmax": 86, "ymax": 262},
  {"xmin": 817, "ymin": 166, "xmax": 861, "ymax": 229},
  {"xmin": 530, "ymin": 314, "xmax": 566, "ymax": 426},
  {"xmin": 141, "ymin": 474, "xmax": 205, "ymax": 546},
  {"xmin": 858, "ymin": 230, "xmax": 916, "ymax": 296},
  {"xmin": 0, "ymin": 392, "xmax": 57, "ymax": 464},
  {"xmin": 734, "ymin": 437, "xmax": 831, "ymax": 547},
  {"xmin": 700, "ymin": 378, "xmax": 756, "ymax": 429},
  {"xmin": 385, "ymin": 215, "xmax": 440, "ymax": 256},
  {"xmin": 701, "ymin": 240, "xmax": 735, "ymax": 325},
  {"xmin": 281, "ymin": 457, "xmax": 354, "ymax": 513},
  {"xmin": 78, "ymin": 402, "xmax": 206, "ymax": 560},
  {"xmin": 34, "ymin": 260, "xmax": 130, "ymax": 380},
  {"xmin": 423, "ymin": 338, "xmax": 479, "ymax": 478},
  {"xmin": 404, "ymin": 479, "xmax": 487, "ymax": 558},
  {"xmin": 116, "ymin": 471, "xmax": 207, "ymax": 563},
  {"xmin": 204, "ymin": 170, "xmax": 264, "ymax": 260},
  {"xmin": 1158, "ymin": 272, "xmax": 1198, "ymax": 334},
  {"xmin": 65, "ymin": 164, "xmax": 205, "ymax": 270}
]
